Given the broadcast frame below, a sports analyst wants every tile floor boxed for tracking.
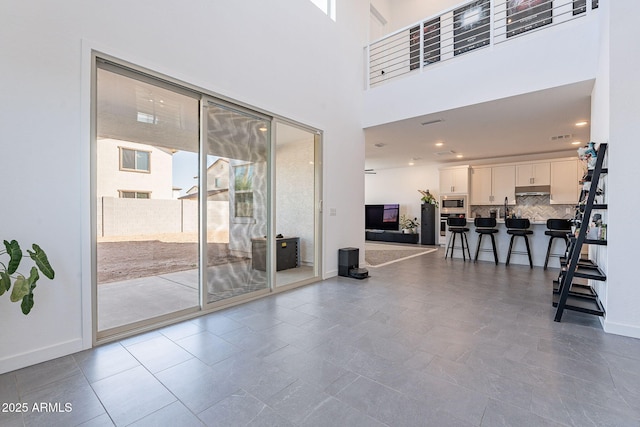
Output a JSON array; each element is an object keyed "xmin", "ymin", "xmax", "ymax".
[{"xmin": 2, "ymin": 249, "xmax": 640, "ymax": 426}]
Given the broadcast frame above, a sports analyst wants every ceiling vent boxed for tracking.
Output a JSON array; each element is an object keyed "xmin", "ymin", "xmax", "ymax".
[
  {"xmin": 374, "ymin": 142, "xmax": 386, "ymax": 148},
  {"xmin": 435, "ymin": 150, "xmax": 456, "ymax": 156},
  {"xmin": 550, "ymin": 134, "xmax": 573, "ymax": 141},
  {"xmin": 421, "ymin": 119, "xmax": 444, "ymax": 126}
]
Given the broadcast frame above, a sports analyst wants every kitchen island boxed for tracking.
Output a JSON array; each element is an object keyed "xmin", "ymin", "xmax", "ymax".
[{"xmin": 445, "ymin": 219, "xmax": 568, "ymax": 268}]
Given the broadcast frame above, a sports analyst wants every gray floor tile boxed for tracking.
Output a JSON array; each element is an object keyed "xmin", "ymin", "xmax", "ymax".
[
  {"xmin": 8, "ymin": 249, "xmax": 640, "ymax": 426},
  {"xmin": 129, "ymin": 401, "xmax": 204, "ymax": 427},
  {"xmin": 74, "ymin": 342, "xmax": 140, "ymax": 383},
  {"xmin": 336, "ymin": 376, "xmax": 435, "ymax": 427},
  {"xmin": 14, "ymin": 355, "xmax": 80, "ymax": 395},
  {"xmin": 76, "ymin": 413, "xmax": 115, "ymax": 426},
  {"xmin": 209, "ymin": 355, "xmax": 298, "ymax": 402},
  {"xmin": 481, "ymin": 398, "xmax": 566, "ymax": 427},
  {"xmin": 22, "ymin": 373, "xmax": 105, "ymax": 427},
  {"xmin": 155, "ymin": 358, "xmax": 239, "ymax": 414},
  {"xmin": 245, "ymin": 406, "xmax": 295, "ymax": 427},
  {"xmin": 190, "ymin": 312, "xmax": 244, "ymax": 336},
  {"xmin": 91, "ymin": 366, "xmax": 176, "ymax": 426},
  {"xmin": 300, "ymin": 396, "xmax": 386, "ymax": 427},
  {"xmin": 197, "ymin": 389, "xmax": 266, "ymax": 427},
  {"xmin": 125, "ymin": 334, "xmax": 194, "ymax": 373},
  {"xmin": 158, "ymin": 321, "xmax": 205, "ymax": 341},
  {"xmin": 265, "ymin": 380, "xmax": 331, "ymax": 424},
  {"xmin": 175, "ymin": 331, "xmax": 241, "ymax": 366}
]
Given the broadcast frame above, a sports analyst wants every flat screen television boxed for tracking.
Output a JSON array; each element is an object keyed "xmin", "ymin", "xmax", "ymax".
[{"xmin": 365, "ymin": 204, "xmax": 400, "ymax": 231}]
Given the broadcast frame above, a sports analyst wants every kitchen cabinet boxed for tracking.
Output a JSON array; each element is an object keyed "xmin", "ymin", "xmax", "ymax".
[
  {"xmin": 516, "ymin": 162, "xmax": 550, "ymax": 186},
  {"xmin": 550, "ymin": 159, "xmax": 580, "ymax": 204},
  {"xmin": 470, "ymin": 165, "xmax": 515, "ymax": 205},
  {"xmin": 440, "ymin": 166, "xmax": 469, "ymax": 194}
]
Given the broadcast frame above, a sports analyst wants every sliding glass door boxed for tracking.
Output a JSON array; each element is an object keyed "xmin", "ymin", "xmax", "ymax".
[
  {"xmin": 203, "ymin": 100, "xmax": 270, "ymax": 305},
  {"xmin": 95, "ymin": 63, "xmax": 201, "ymax": 335},
  {"xmin": 274, "ymin": 122, "xmax": 320, "ymax": 287},
  {"xmin": 94, "ymin": 58, "xmax": 322, "ymax": 340}
]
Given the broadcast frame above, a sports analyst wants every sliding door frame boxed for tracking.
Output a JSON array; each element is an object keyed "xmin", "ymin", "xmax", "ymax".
[{"xmin": 91, "ymin": 52, "xmax": 323, "ymax": 345}]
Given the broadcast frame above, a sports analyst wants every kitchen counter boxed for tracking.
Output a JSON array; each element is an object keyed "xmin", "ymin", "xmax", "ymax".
[{"xmin": 445, "ymin": 219, "xmax": 565, "ymax": 267}]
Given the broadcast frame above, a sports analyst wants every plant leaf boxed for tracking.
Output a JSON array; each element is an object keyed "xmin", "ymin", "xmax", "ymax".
[
  {"xmin": 27, "ymin": 244, "xmax": 54, "ymax": 280},
  {"xmin": 27, "ymin": 266, "xmax": 39, "ymax": 289},
  {"xmin": 0, "ymin": 271, "xmax": 11, "ymax": 295},
  {"xmin": 10, "ymin": 275, "xmax": 29, "ymax": 302},
  {"xmin": 4, "ymin": 240, "xmax": 22, "ymax": 275},
  {"xmin": 21, "ymin": 293, "xmax": 34, "ymax": 315}
]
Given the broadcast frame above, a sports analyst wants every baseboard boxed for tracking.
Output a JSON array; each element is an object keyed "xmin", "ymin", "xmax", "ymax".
[
  {"xmin": 603, "ymin": 319, "xmax": 640, "ymax": 339},
  {"xmin": 324, "ymin": 269, "xmax": 338, "ymax": 279},
  {"xmin": 0, "ymin": 338, "xmax": 85, "ymax": 375}
]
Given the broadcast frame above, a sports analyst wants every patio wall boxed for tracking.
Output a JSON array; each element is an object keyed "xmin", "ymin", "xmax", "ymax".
[{"xmin": 97, "ymin": 197, "xmax": 229, "ymax": 240}]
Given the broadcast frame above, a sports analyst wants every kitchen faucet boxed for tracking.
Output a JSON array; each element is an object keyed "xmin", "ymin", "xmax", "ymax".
[{"xmin": 504, "ymin": 197, "xmax": 509, "ymax": 219}]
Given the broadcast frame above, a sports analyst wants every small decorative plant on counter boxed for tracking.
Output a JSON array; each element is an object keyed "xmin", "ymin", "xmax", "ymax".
[
  {"xmin": 0, "ymin": 240, "xmax": 55, "ymax": 314},
  {"xmin": 418, "ymin": 189, "xmax": 439, "ymax": 207},
  {"xmin": 399, "ymin": 215, "xmax": 420, "ymax": 233}
]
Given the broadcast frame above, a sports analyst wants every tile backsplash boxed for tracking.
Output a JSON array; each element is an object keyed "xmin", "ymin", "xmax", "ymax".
[{"xmin": 470, "ymin": 195, "xmax": 573, "ymax": 221}]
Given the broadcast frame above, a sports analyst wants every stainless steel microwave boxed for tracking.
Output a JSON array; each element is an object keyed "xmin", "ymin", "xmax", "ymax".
[{"xmin": 440, "ymin": 195, "xmax": 467, "ymax": 212}]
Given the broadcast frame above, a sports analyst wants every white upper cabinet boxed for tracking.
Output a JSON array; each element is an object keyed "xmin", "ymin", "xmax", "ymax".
[
  {"xmin": 470, "ymin": 165, "xmax": 515, "ymax": 205},
  {"xmin": 550, "ymin": 159, "xmax": 581, "ymax": 204},
  {"xmin": 440, "ymin": 166, "xmax": 469, "ymax": 194},
  {"xmin": 470, "ymin": 166, "xmax": 492, "ymax": 204},
  {"xmin": 516, "ymin": 162, "xmax": 551, "ymax": 186},
  {"xmin": 492, "ymin": 165, "xmax": 516, "ymax": 205}
]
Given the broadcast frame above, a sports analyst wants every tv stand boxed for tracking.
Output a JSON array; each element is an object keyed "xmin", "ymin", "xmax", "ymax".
[{"xmin": 365, "ymin": 230, "xmax": 419, "ymax": 244}]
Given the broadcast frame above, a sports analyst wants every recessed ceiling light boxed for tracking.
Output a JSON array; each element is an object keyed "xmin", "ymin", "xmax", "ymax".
[
  {"xmin": 575, "ymin": 121, "xmax": 588, "ymax": 127},
  {"xmin": 408, "ymin": 162, "xmax": 415, "ymax": 166},
  {"xmin": 258, "ymin": 125, "xmax": 268, "ymax": 132},
  {"xmin": 435, "ymin": 142, "xmax": 444, "ymax": 147},
  {"xmin": 571, "ymin": 141, "xmax": 581, "ymax": 145},
  {"xmin": 456, "ymin": 154, "xmax": 463, "ymax": 158}
]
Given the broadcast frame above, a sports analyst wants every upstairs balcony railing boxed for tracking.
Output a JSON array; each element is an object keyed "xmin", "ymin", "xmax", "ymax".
[{"xmin": 367, "ymin": 0, "xmax": 599, "ymax": 88}]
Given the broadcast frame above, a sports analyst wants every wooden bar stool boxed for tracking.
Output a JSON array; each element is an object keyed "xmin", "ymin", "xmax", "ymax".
[
  {"xmin": 474, "ymin": 217, "xmax": 499, "ymax": 265},
  {"xmin": 505, "ymin": 218, "xmax": 533, "ymax": 268},
  {"xmin": 544, "ymin": 218, "xmax": 572, "ymax": 270},
  {"xmin": 445, "ymin": 217, "xmax": 471, "ymax": 260}
]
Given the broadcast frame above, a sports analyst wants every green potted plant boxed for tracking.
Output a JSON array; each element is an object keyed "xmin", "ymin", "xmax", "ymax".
[
  {"xmin": 0, "ymin": 240, "xmax": 55, "ymax": 314},
  {"xmin": 418, "ymin": 189, "xmax": 438, "ymax": 207},
  {"xmin": 399, "ymin": 215, "xmax": 420, "ymax": 234}
]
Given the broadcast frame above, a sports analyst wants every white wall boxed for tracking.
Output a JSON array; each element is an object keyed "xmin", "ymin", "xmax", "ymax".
[
  {"xmin": 364, "ymin": 12, "xmax": 600, "ymax": 128},
  {"xmin": 365, "ymin": 164, "xmax": 439, "ymax": 222},
  {"xmin": 600, "ymin": 0, "xmax": 640, "ymax": 338},
  {"xmin": 0, "ymin": 0, "xmax": 368, "ymax": 373}
]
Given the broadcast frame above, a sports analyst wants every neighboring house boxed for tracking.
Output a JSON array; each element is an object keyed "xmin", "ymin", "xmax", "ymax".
[
  {"xmin": 96, "ymin": 138, "xmax": 174, "ymax": 200},
  {"xmin": 179, "ymin": 158, "xmax": 231, "ymax": 201}
]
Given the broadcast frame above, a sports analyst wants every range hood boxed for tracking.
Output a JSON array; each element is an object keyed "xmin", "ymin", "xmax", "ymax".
[{"xmin": 515, "ymin": 185, "xmax": 551, "ymax": 196}]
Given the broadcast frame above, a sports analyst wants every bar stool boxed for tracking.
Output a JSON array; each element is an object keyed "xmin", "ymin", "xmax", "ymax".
[
  {"xmin": 474, "ymin": 217, "xmax": 499, "ymax": 265},
  {"xmin": 445, "ymin": 217, "xmax": 471, "ymax": 260},
  {"xmin": 544, "ymin": 219, "xmax": 572, "ymax": 270},
  {"xmin": 505, "ymin": 218, "xmax": 533, "ymax": 268}
]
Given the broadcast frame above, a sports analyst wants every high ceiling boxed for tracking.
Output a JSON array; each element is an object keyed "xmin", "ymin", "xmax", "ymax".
[{"xmin": 364, "ymin": 80, "xmax": 594, "ymax": 171}]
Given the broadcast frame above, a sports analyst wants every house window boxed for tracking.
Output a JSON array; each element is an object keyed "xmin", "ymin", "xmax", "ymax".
[
  {"xmin": 120, "ymin": 147, "xmax": 150, "ymax": 172},
  {"xmin": 119, "ymin": 191, "xmax": 150, "ymax": 199},
  {"xmin": 234, "ymin": 164, "xmax": 254, "ymax": 218},
  {"xmin": 309, "ymin": 0, "xmax": 336, "ymax": 20}
]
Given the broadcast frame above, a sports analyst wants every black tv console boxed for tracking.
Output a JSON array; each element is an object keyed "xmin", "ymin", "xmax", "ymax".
[{"xmin": 365, "ymin": 230, "xmax": 419, "ymax": 244}]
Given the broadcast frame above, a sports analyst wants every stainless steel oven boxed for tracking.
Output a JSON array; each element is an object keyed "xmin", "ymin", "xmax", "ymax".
[{"xmin": 439, "ymin": 195, "xmax": 467, "ymax": 244}]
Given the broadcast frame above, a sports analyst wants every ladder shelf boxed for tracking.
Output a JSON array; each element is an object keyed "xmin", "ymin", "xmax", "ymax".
[{"xmin": 553, "ymin": 143, "xmax": 608, "ymax": 322}]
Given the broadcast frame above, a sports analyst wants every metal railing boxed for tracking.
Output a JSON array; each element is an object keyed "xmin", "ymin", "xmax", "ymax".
[{"xmin": 367, "ymin": 0, "xmax": 599, "ymax": 88}]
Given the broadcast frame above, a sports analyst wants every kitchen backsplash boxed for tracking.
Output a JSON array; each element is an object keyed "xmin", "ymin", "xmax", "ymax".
[{"xmin": 470, "ymin": 195, "xmax": 573, "ymax": 220}]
